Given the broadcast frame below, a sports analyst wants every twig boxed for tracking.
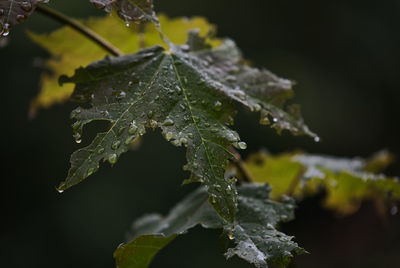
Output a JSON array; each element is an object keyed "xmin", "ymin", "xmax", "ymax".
[
  {"xmin": 36, "ymin": 5, "xmax": 123, "ymax": 57},
  {"xmin": 229, "ymin": 147, "xmax": 253, "ymax": 183},
  {"xmin": 286, "ymin": 166, "xmax": 306, "ymax": 196}
]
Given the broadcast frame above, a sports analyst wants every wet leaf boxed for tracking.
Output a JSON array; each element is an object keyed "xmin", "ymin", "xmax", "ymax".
[
  {"xmin": 28, "ymin": 14, "xmax": 220, "ymax": 115},
  {"xmin": 0, "ymin": 0, "xmax": 49, "ymax": 36},
  {"xmin": 58, "ymin": 31, "xmax": 314, "ymax": 222},
  {"xmin": 114, "ymin": 184, "xmax": 304, "ymax": 268},
  {"xmin": 89, "ymin": 0, "xmax": 157, "ymax": 24},
  {"xmin": 245, "ymin": 151, "xmax": 400, "ymax": 215}
]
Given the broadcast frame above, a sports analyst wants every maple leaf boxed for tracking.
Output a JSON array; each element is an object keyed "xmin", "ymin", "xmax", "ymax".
[
  {"xmin": 0, "ymin": 0, "xmax": 48, "ymax": 36},
  {"xmin": 89, "ymin": 0, "xmax": 157, "ymax": 24},
  {"xmin": 28, "ymin": 14, "xmax": 220, "ymax": 114},
  {"xmin": 114, "ymin": 184, "xmax": 304, "ymax": 268},
  {"xmin": 245, "ymin": 150, "xmax": 400, "ymax": 215},
  {"xmin": 57, "ymin": 32, "xmax": 315, "ymax": 222}
]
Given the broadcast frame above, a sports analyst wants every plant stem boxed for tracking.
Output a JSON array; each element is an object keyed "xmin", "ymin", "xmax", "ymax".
[
  {"xmin": 286, "ymin": 166, "xmax": 305, "ymax": 196},
  {"xmin": 36, "ymin": 5, "xmax": 123, "ymax": 57},
  {"xmin": 229, "ymin": 147, "xmax": 253, "ymax": 182}
]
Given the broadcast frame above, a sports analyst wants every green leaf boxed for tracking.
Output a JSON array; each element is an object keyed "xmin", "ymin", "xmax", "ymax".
[
  {"xmin": 58, "ymin": 31, "xmax": 314, "ymax": 222},
  {"xmin": 114, "ymin": 184, "xmax": 304, "ymax": 268},
  {"xmin": 89, "ymin": 0, "xmax": 158, "ymax": 24},
  {"xmin": 245, "ymin": 151, "xmax": 400, "ymax": 215},
  {"xmin": 0, "ymin": 0, "xmax": 48, "ymax": 36},
  {"xmin": 28, "ymin": 14, "xmax": 220, "ymax": 115}
]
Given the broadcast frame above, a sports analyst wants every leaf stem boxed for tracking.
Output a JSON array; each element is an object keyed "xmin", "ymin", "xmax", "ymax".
[
  {"xmin": 35, "ymin": 5, "xmax": 123, "ymax": 57},
  {"xmin": 286, "ymin": 166, "xmax": 306, "ymax": 196},
  {"xmin": 229, "ymin": 147, "xmax": 253, "ymax": 183}
]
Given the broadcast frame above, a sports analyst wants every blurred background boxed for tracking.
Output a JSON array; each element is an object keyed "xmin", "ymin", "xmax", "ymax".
[{"xmin": 1, "ymin": 0, "xmax": 400, "ymax": 267}]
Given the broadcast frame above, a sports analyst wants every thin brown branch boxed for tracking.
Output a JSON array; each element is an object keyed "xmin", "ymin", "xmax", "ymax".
[
  {"xmin": 229, "ymin": 147, "xmax": 253, "ymax": 183},
  {"xmin": 36, "ymin": 5, "xmax": 123, "ymax": 57}
]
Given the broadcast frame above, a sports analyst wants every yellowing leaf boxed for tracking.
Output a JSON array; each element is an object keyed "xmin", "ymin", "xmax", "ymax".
[
  {"xmin": 245, "ymin": 151, "xmax": 400, "ymax": 215},
  {"xmin": 28, "ymin": 14, "xmax": 220, "ymax": 115}
]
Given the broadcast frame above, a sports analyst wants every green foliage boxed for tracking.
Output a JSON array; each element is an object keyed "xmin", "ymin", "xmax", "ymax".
[
  {"xmin": 90, "ymin": 0, "xmax": 157, "ymax": 24},
  {"xmin": 28, "ymin": 14, "xmax": 220, "ymax": 114},
  {"xmin": 115, "ymin": 184, "xmax": 304, "ymax": 268},
  {"xmin": 0, "ymin": 0, "xmax": 48, "ymax": 36},
  {"xmin": 57, "ymin": 28, "xmax": 314, "ymax": 222},
  {"xmin": 245, "ymin": 151, "xmax": 400, "ymax": 215},
  {"xmin": 7, "ymin": 1, "xmax": 399, "ymax": 268}
]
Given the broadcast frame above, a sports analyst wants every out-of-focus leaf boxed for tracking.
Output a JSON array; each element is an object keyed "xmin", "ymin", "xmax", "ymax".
[
  {"xmin": 114, "ymin": 184, "xmax": 304, "ymax": 268},
  {"xmin": 245, "ymin": 151, "xmax": 400, "ymax": 215},
  {"xmin": 28, "ymin": 14, "xmax": 220, "ymax": 115},
  {"xmin": 0, "ymin": 0, "xmax": 49, "ymax": 36},
  {"xmin": 57, "ymin": 30, "xmax": 315, "ymax": 222},
  {"xmin": 89, "ymin": 0, "xmax": 157, "ymax": 24}
]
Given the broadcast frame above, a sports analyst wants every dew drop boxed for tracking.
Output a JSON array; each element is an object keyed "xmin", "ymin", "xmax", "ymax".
[
  {"xmin": 57, "ymin": 189, "xmax": 64, "ymax": 193},
  {"xmin": 166, "ymin": 132, "xmax": 173, "ymax": 141},
  {"xmin": 97, "ymin": 147, "xmax": 105, "ymax": 154},
  {"xmin": 234, "ymin": 141, "xmax": 247, "ymax": 150},
  {"xmin": 108, "ymin": 153, "xmax": 117, "ymax": 164},
  {"xmin": 111, "ymin": 140, "xmax": 121, "ymax": 150},
  {"xmin": 125, "ymin": 135, "xmax": 136, "ymax": 145},
  {"xmin": 147, "ymin": 110, "xmax": 154, "ymax": 118},
  {"xmin": 254, "ymin": 104, "xmax": 262, "ymax": 112},
  {"xmin": 150, "ymin": 119, "xmax": 158, "ymax": 129},
  {"xmin": 228, "ymin": 228, "xmax": 234, "ymax": 240},
  {"xmin": 162, "ymin": 118, "xmax": 174, "ymax": 126},
  {"xmin": 187, "ymin": 133, "xmax": 194, "ymax": 139},
  {"xmin": 314, "ymin": 136, "xmax": 320, "ymax": 143},
  {"xmin": 128, "ymin": 122, "xmax": 138, "ymax": 135},
  {"xmin": 21, "ymin": 1, "xmax": 32, "ymax": 11},
  {"xmin": 272, "ymin": 117, "xmax": 278, "ymax": 123},
  {"xmin": 214, "ymin": 101, "xmax": 222, "ymax": 111},
  {"xmin": 180, "ymin": 137, "xmax": 188, "ymax": 145}
]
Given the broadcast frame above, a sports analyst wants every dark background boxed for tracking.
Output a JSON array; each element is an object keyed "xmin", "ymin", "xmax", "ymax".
[{"xmin": 1, "ymin": 0, "xmax": 400, "ymax": 267}]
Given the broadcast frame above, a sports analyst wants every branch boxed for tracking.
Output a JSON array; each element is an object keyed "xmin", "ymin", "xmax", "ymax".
[
  {"xmin": 36, "ymin": 5, "xmax": 123, "ymax": 57},
  {"xmin": 229, "ymin": 147, "xmax": 253, "ymax": 183}
]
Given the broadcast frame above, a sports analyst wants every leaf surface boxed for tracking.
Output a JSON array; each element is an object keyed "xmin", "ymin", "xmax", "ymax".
[
  {"xmin": 58, "ymin": 32, "xmax": 315, "ymax": 222},
  {"xmin": 0, "ymin": 0, "xmax": 48, "ymax": 36},
  {"xmin": 114, "ymin": 184, "xmax": 304, "ymax": 268},
  {"xmin": 90, "ymin": 0, "xmax": 157, "ymax": 24},
  {"xmin": 28, "ymin": 14, "xmax": 220, "ymax": 114},
  {"xmin": 245, "ymin": 151, "xmax": 400, "ymax": 215}
]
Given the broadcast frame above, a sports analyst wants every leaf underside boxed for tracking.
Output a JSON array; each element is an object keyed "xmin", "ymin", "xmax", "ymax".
[
  {"xmin": 58, "ymin": 32, "xmax": 315, "ymax": 222},
  {"xmin": 90, "ymin": 0, "xmax": 157, "ymax": 24},
  {"xmin": 245, "ymin": 151, "xmax": 400, "ymax": 215},
  {"xmin": 0, "ymin": 0, "xmax": 48, "ymax": 36},
  {"xmin": 114, "ymin": 184, "xmax": 304, "ymax": 268}
]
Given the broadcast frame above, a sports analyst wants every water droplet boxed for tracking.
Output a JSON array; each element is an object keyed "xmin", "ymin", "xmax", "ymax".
[
  {"xmin": 87, "ymin": 167, "xmax": 98, "ymax": 176},
  {"xmin": 125, "ymin": 135, "xmax": 136, "ymax": 145},
  {"xmin": 128, "ymin": 122, "xmax": 138, "ymax": 135},
  {"xmin": 254, "ymin": 104, "xmax": 262, "ymax": 112},
  {"xmin": 21, "ymin": 1, "xmax": 32, "ymax": 11},
  {"xmin": 72, "ymin": 121, "xmax": 81, "ymax": 130},
  {"xmin": 162, "ymin": 118, "xmax": 174, "ymax": 126},
  {"xmin": 193, "ymin": 116, "xmax": 200, "ymax": 123},
  {"xmin": 183, "ymin": 77, "xmax": 188, "ymax": 85},
  {"xmin": 214, "ymin": 101, "xmax": 222, "ymax": 111},
  {"xmin": 111, "ymin": 140, "xmax": 121, "ymax": 150},
  {"xmin": 92, "ymin": 1, "xmax": 106, "ymax": 9},
  {"xmin": 97, "ymin": 147, "xmax": 105, "ymax": 154},
  {"xmin": 147, "ymin": 110, "xmax": 154, "ymax": 118},
  {"xmin": 204, "ymin": 123, "xmax": 210, "ymax": 127},
  {"xmin": 193, "ymin": 163, "xmax": 199, "ymax": 169},
  {"xmin": 314, "ymin": 136, "xmax": 320, "ymax": 143},
  {"xmin": 211, "ymin": 195, "xmax": 217, "ymax": 204},
  {"xmin": 108, "ymin": 153, "xmax": 117, "ymax": 164},
  {"xmin": 225, "ymin": 185, "xmax": 232, "ymax": 195},
  {"xmin": 234, "ymin": 141, "xmax": 247, "ymax": 150},
  {"xmin": 57, "ymin": 188, "xmax": 64, "ymax": 193},
  {"xmin": 73, "ymin": 132, "xmax": 82, "ymax": 144},
  {"xmin": 16, "ymin": 14, "xmax": 26, "ymax": 23},
  {"xmin": 260, "ymin": 117, "xmax": 270, "ymax": 125},
  {"xmin": 166, "ymin": 132, "xmax": 173, "ymax": 141},
  {"xmin": 150, "ymin": 119, "xmax": 158, "ymax": 129},
  {"xmin": 187, "ymin": 133, "xmax": 194, "ymax": 139},
  {"xmin": 228, "ymin": 228, "xmax": 234, "ymax": 240},
  {"xmin": 180, "ymin": 137, "xmax": 188, "ymax": 145},
  {"xmin": 125, "ymin": 22, "xmax": 130, "ymax": 27},
  {"xmin": 272, "ymin": 117, "xmax": 278, "ymax": 123},
  {"xmin": 266, "ymin": 223, "xmax": 274, "ymax": 230}
]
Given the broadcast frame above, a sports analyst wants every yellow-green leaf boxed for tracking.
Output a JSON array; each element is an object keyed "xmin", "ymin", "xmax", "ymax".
[{"xmin": 28, "ymin": 14, "xmax": 220, "ymax": 115}]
